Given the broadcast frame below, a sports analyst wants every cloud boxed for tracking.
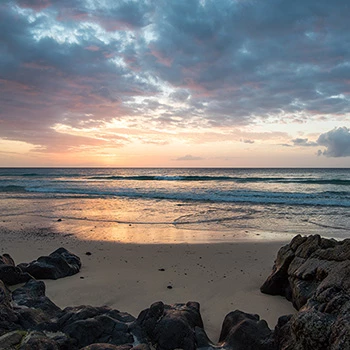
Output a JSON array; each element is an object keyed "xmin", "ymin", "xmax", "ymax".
[
  {"xmin": 291, "ymin": 138, "xmax": 318, "ymax": 147},
  {"xmin": 175, "ymin": 154, "xmax": 203, "ymax": 161},
  {"xmin": 1, "ymin": 0, "xmax": 350, "ymax": 155},
  {"xmin": 317, "ymin": 127, "xmax": 350, "ymax": 157},
  {"xmin": 241, "ymin": 139, "xmax": 255, "ymax": 144}
]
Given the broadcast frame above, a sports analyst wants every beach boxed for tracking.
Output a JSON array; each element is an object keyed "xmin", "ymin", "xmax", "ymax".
[
  {"xmin": 1, "ymin": 220, "xmax": 295, "ymax": 342},
  {"xmin": 1, "ymin": 167, "xmax": 348, "ymax": 341}
]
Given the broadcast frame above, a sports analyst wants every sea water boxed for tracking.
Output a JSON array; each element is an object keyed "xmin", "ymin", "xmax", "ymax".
[{"xmin": 0, "ymin": 168, "xmax": 349, "ymax": 242}]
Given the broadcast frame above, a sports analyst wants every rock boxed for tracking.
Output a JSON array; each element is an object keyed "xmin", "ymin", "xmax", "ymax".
[
  {"xmin": 81, "ymin": 344, "xmax": 133, "ymax": 350},
  {"xmin": 262, "ymin": 234, "xmax": 350, "ymax": 349},
  {"xmin": 261, "ymin": 235, "xmax": 350, "ymax": 309},
  {"xmin": 218, "ymin": 310, "xmax": 275, "ymax": 350},
  {"xmin": 0, "ymin": 253, "xmax": 32, "ymax": 286},
  {"xmin": 194, "ymin": 326, "xmax": 214, "ymax": 348},
  {"xmin": 19, "ymin": 331, "xmax": 60, "ymax": 350},
  {"xmin": 18, "ymin": 248, "xmax": 81, "ymax": 280},
  {"xmin": 12, "ymin": 279, "xmax": 61, "ymax": 317},
  {"xmin": 0, "ymin": 330, "xmax": 26, "ymax": 349},
  {"xmin": 57, "ymin": 305, "xmax": 140, "ymax": 348},
  {"xmin": 0, "ymin": 279, "xmax": 13, "ymax": 310},
  {"xmin": 132, "ymin": 344, "xmax": 150, "ymax": 350},
  {"xmin": 0, "ymin": 280, "xmax": 21, "ymax": 336},
  {"xmin": 12, "ymin": 279, "xmax": 61, "ymax": 329},
  {"xmin": 260, "ymin": 237, "xmax": 298, "ymax": 299},
  {"xmin": 137, "ymin": 301, "xmax": 206, "ymax": 350}
]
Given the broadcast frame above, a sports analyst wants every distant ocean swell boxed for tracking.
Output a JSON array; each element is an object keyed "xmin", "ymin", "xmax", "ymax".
[
  {"xmin": 1, "ymin": 185, "xmax": 349, "ymax": 207},
  {"xmin": 1, "ymin": 173, "xmax": 350, "ymax": 186},
  {"xmin": 88, "ymin": 175, "xmax": 350, "ymax": 185}
]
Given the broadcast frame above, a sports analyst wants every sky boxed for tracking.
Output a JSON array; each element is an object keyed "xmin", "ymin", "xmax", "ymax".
[{"xmin": 1, "ymin": 0, "xmax": 350, "ymax": 167}]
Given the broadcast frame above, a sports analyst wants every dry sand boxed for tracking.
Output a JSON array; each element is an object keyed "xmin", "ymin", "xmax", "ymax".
[{"xmin": 0, "ymin": 223, "xmax": 295, "ymax": 342}]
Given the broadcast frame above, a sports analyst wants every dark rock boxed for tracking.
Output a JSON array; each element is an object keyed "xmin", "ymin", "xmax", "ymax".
[
  {"xmin": 260, "ymin": 239, "xmax": 296, "ymax": 298},
  {"xmin": 194, "ymin": 326, "xmax": 214, "ymax": 348},
  {"xmin": 57, "ymin": 305, "xmax": 139, "ymax": 348},
  {"xmin": 132, "ymin": 344, "xmax": 150, "ymax": 350},
  {"xmin": 0, "ymin": 330, "xmax": 26, "ymax": 349},
  {"xmin": 0, "ymin": 279, "xmax": 13, "ymax": 311},
  {"xmin": 18, "ymin": 248, "xmax": 81, "ymax": 280},
  {"xmin": 81, "ymin": 344, "xmax": 133, "ymax": 350},
  {"xmin": 0, "ymin": 280, "xmax": 21, "ymax": 335},
  {"xmin": 273, "ymin": 314, "xmax": 292, "ymax": 347},
  {"xmin": 19, "ymin": 331, "xmax": 60, "ymax": 350},
  {"xmin": 137, "ymin": 301, "xmax": 206, "ymax": 350},
  {"xmin": 0, "ymin": 253, "xmax": 32, "ymax": 286},
  {"xmin": 63, "ymin": 318, "xmax": 104, "ymax": 348},
  {"xmin": 11, "ymin": 279, "xmax": 61, "ymax": 331},
  {"xmin": 218, "ymin": 310, "xmax": 275, "ymax": 350},
  {"xmin": 86, "ymin": 252, "xmax": 92, "ymax": 256},
  {"xmin": 12, "ymin": 279, "xmax": 61, "ymax": 318},
  {"xmin": 261, "ymin": 235, "xmax": 350, "ymax": 310},
  {"xmin": 262, "ymin": 234, "xmax": 350, "ymax": 349}
]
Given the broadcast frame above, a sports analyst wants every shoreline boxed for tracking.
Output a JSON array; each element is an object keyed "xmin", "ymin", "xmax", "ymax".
[{"xmin": 1, "ymin": 224, "xmax": 296, "ymax": 342}]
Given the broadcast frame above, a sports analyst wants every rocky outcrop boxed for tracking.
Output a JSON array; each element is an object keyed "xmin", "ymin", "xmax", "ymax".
[
  {"xmin": 261, "ymin": 234, "xmax": 350, "ymax": 349},
  {"xmin": 0, "ymin": 280, "xmax": 20, "ymax": 336},
  {"xmin": 137, "ymin": 301, "xmax": 204, "ymax": 350},
  {"xmin": 12, "ymin": 279, "xmax": 62, "ymax": 329},
  {"xmin": 18, "ymin": 248, "xmax": 81, "ymax": 280},
  {"xmin": 218, "ymin": 310, "xmax": 275, "ymax": 350},
  {"xmin": 0, "ymin": 237, "xmax": 350, "ymax": 349},
  {"xmin": 56, "ymin": 305, "xmax": 143, "ymax": 348},
  {"xmin": 0, "ymin": 278, "xmax": 149, "ymax": 349},
  {"xmin": 0, "ymin": 254, "xmax": 32, "ymax": 286},
  {"xmin": 136, "ymin": 302, "xmax": 276, "ymax": 350},
  {"xmin": 0, "ymin": 277, "xmax": 274, "ymax": 350}
]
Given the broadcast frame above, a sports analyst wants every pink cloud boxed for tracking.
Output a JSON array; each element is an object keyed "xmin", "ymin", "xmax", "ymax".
[
  {"xmin": 85, "ymin": 46, "xmax": 100, "ymax": 52},
  {"xmin": 17, "ymin": 0, "xmax": 51, "ymax": 11},
  {"xmin": 149, "ymin": 46, "xmax": 173, "ymax": 67}
]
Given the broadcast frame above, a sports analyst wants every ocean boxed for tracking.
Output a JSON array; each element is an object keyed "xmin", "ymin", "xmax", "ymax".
[{"xmin": 0, "ymin": 168, "xmax": 349, "ymax": 243}]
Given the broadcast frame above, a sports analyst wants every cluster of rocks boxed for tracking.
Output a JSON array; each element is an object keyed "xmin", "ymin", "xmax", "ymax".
[
  {"xmin": 0, "ymin": 247, "xmax": 81, "ymax": 286},
  {"xmin": 261, "ymin": 234, "xmax": 350, "ymax": 350},
  {"xmin": 0, "ymin": 235, "xmax": 349, "ymax": 349}
]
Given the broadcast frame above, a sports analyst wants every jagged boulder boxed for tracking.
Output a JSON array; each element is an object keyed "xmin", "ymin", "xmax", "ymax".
[
  {"xmin": 12, "ymin": 279, "xmax": 61, "ymax": 318},
  {"xmin": 261, "ymin": 235, "xmax": 350, "ymax": 309},
  {"xmin": 12, "ymin": 279, "xmax": 62, "ymax": 330},
  {"xmin": 0, "ymin": 253, "xmax": 32, "ymax": 286},
  {"xmin": 57, "ymin": 305, "xmax": 142, "ymax": 348},
  {"xmin": 0, "ymin": 330, "xmax": 26, "ymax": 349},
  {"xmin": 218, "ymin": 310, "xmax": 275, "ymax": 350},
  {"xmin": 18, "ymin": 248, "xmax": 81, "ymax": 280},
  {"xmin": 19, "ymin": 331, "xmax": 61, "ymax": 350},
  {"xmin": 137, "ymin": 301, "xmax": 206, "ymax": 350},
  {"xmin": 262, "ymin": 234, "xmax": 350, "ymax": 349},
  {"xmin": 0, "ymin": 280, "xmax": 21, "ymax": 336}
]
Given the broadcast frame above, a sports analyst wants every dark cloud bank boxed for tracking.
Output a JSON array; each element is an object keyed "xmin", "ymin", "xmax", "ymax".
[
  {"xmin": 0, "ymin": 0, "xmax": 350, "ymax": 156},
  {"xmin": 317, "ymin": 127, "xmax": 350, "ymax": 157}
]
